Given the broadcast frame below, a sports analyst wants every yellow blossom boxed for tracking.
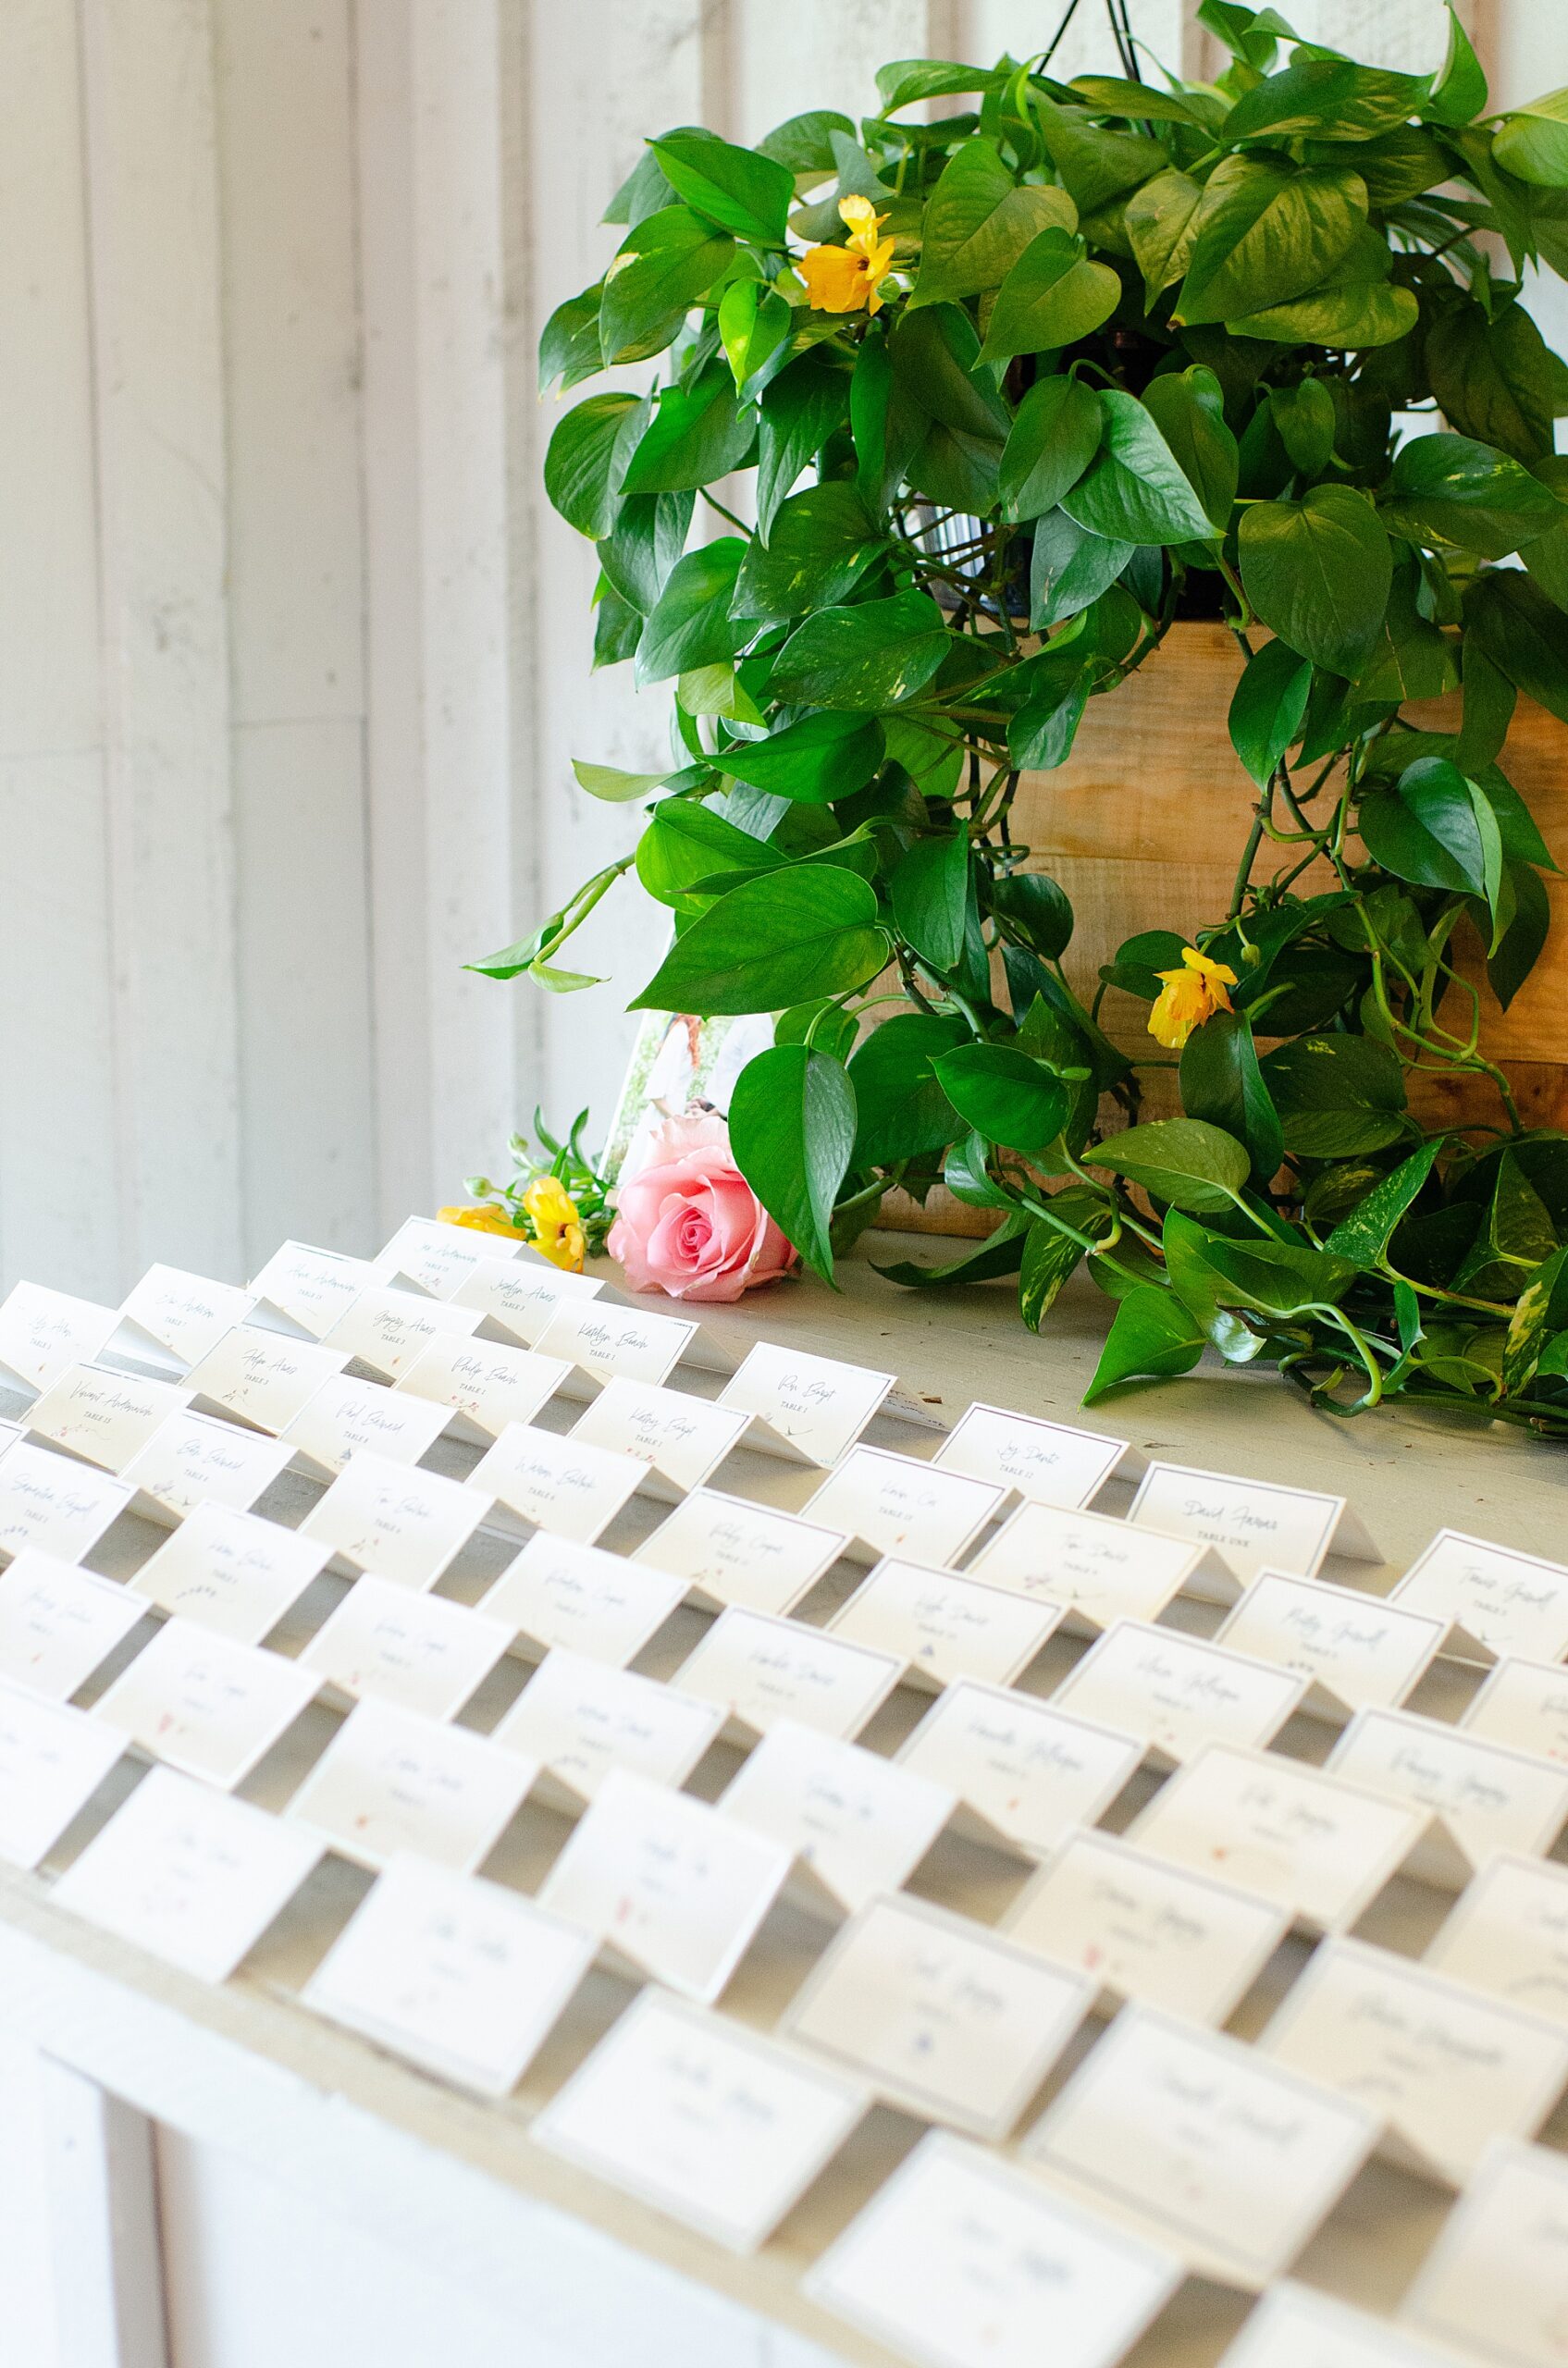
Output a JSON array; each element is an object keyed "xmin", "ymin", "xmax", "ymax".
[
  {"xmin": 523, "ymin": 1175, "xmax": 586, "ymax": 1273},
  {"xmin": 798, "ymin": 194, "xmax": 895, "ymax": 315},
  {"xmin": 438, "ymin": 1203, "xmax": 527, "ymax": 1239},
  {"xmin": 1148, "ymin": 946, "xmax": 1239, "ymax": 1051}
]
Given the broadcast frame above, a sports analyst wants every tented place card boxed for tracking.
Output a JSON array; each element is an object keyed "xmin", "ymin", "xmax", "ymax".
[
  {"xmin": 0, "ymin": 1685, "xmax": 125, "ymax": 1868},
  {"xmin": 92, "ymin": 1616, "xmax": 319, "ymax": 1788},
  {"xmin": 285, "ymin": 1696, "xmax": 536, "ymax": 1873},
  {"xmin": 933, "ymin": 1404, "xmax": 1131, "ymax": 1510},
  {"xmin": 115, "ymin": 1264, "xmax": 254, "ymax": 1371},
  {"xmin": 370, "ymin": 1215, "xmax": 523, "ymax": 1300},
  {"xmin": 1007, "ymin": 1830, "xmax": 1289, "ymax": 2025},
  {"xmin": 1128, "ymin": 1462, "xmax": 1376, "ymax": 1580},
  {"xmin": 449, "ymin": 1255, "xmax": 604, "ymax": 1349},
  {"xmin": 807, "ymin": 2131, "xmax": 1181, "ymax": 2368},
  {"xmin": 1401, "ymin": 2138, "xmax": 1568, "ymax": 2368},
  {"xmin": 1050, "ymin": 1622, "xmax": 1308, "ymax": 1768},
  {"xmin": 299, "ymin": 1451, "xmax": 489, "ymax": 1590},
  {"xmin": 479, "ymin": 1535, "xmax": 686, "ymax": 1669},
  {"xmin": 896, "ymin": 1681, "xmax": 1143, "ymax": 1860},
  {"xmin": 466, "ymin": 1423, "xmax": 645, "ymax": 1547},
  {"xmin": 247, "ymin": 1240, "xmax": 377, "ymax": 1340},
  {"xmin": 965, "ymin": 1499, "xmax": 1209, "ymax": 1631},
  {"xmin": 1023, "ymin": 2004, "xmax": 1378, "ymax": 2288},
  {"xmin": 27, "ymin": 1365, "xmax": 190, "ymax": 1474},
  {"xmin": 535, "ymin": 1990, "xmax": 868, "ymax": 2255},
  {"xmin": 119, "ymin": 1410, "xmax": 294, "ymax": 1524},
  {"xmin": 1261, "ymin": 1936, "xmax": 1568, "ymax": 2187},
  {"xmin": 569, "ymin": 1377, "xmax": 748, "ymax": 1496},
  {"xmin": 783, "ymin": 1893, "xmax": 1093, "ymax": 2140},
  {"xmin": 183, "ymin": 1327, "xmax": 351, "ymax": 1436},
  {"xmin": 718, "ymin": 1720, "xmax": 955, "ymax": 1916},
  {"xmin": 1216, "ymin": 1571, "xmax": 1447, "ymax": 1718},
  {"xmin": 537, "ymin": 1766, "xmax": 792, "ymax": 2001},
  {"xmin": 322, "ymin": 1288, "xmax": 484, "ymax": 1383},
  {"xmin": 1330, "ymin": 1708, "xmax": 1568, "ymax": 1868},
  {"xmin": 0, "ymin": 1282, "xmax": 118, "ymax": 1397},
  {"xmin": 489, "ymin": 1647, "xmax": 722, "ymax": 1804},
  {"xmin": 633, "ymin": 1488, "xmax": 848, "ymax": 1617},
  {"xmin": 534, "ymin": 1297, "xmax": 698, "ymax": 1390},
  {"xmin": 806, "ymin": 1445, "xmax": 1004, "ymax": 1568},
  {"xmin": 0, "ymin": 1445, "xmax": 130, "ymax": 1565},
  {"xmin": 1221, "ymin": 2283, "xmax": 1467, "ymax": 2368},
  {"xmin": 1393, "ymin": 1528, "xmax": 1568, "ymax": 1662},
  {"xmin": 715, "ymin": 1341, "xmax": 893, "ymax": 1468},
  {"xmin": 302, "ymin": 1855, "xmax": 595, "ymax": 2097},
  {"xmin": 672, "ymin": 1606, "xmax": 902, "ymax": 1741},
  {"xmin": 52, "ymin": 1765, "xmax": 324, "ymax": 1981},
  {"xmin": 392, "ymin": 1334, "xmax": 570, "ymax": 1445},
  {"xmin": 829, "ymin": 1558, "xmax": 1063, "ymax": 1692},
  {"xmin": 130, "ymin": 1502, "xmax": 332, "ymax": 1646},
  {"xmin": 281, "ymin": 1375, "xmax": 452, "ymax": 1481},
  {"xmin": 1129, "ymin": 1745, "xmax": 1432, "ymax": 1935},
  {"xmin": 1425, "ymin": 1853, "xmax": 1568, "ymax": 2024},
  {"xmin": 0, "ymin": 1551, "xmax": 147, "ymax": 1700},
  {"xmin": 1463, "ymin": 1655, "xmax": 1568, "ymax": 1765},
  {"xmin": 301, "ymin": 1575, "xmax": 512, "ymax": 1720}
]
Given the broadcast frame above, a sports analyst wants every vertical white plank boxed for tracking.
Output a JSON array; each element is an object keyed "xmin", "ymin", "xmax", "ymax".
[
  {"xmin": 731, "ymin": 1, "xmax": 937, "ymax": 140},
  {"xmin": 41, "ymin": 2057, "xmax": 168, "ymax": 2368},
  {"xmin": 961, "ymin": 0, "xmax": 1186, "ymax": 79}
]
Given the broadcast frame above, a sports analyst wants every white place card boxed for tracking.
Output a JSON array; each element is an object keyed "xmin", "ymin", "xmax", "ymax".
[
  {"xmin": 1051, "ymin": 1620, "xmax": 1307, "ymax": 1768},
  {"xmin": 1401, "ymin": 2138, "xmax": 1568, "ymax": 2368},
  {"xmin": 784, "ymin": 1893, "xmax": 1093, "ymax": 2140},
  {"xmin": 286, "ymin": 1696, "xmax": 536, "ymax": 1872},
  {"xmin": 489, "ymin": 1646, "xmax": 722, "ymax": 1803},
  {"xmin": 449, "ymin": 1253, "xmax": 605, "ymax": 1348},
  {"xmin": 536, "ymin": 1989, "xmax": 868, "ymax": 2255},
  {"xmin": 1464, "ymin": 1654, "xmax": 1568, "ymax": 1766},
  {"xmin": 1216, "ymin": 1570, "xmax": 1446, "ymax": 1718},
  {"xmin": 116, "ymin": 1263, "xmax": 254, "ymax": 1371},
  {"xmin": 393, "ymin": 1333, "xmax": 570, "ymax": 1445},
  {"xmin": 1222, "ymin": 2282, "xmax": 1472, "ymax": 2368},
  {"xmin": 1426, "ymin": 1853, "xmax": 1568, "ymax": 2026},
  {"xmin": 183, "ymin": 1327, "xmax": 351, "ymax": 1435},
  {"xmin": 130, "ymin": 1502, "xmax": 332, "ymax": 1645},
  {"xmin": 1129, "ymin": 1744, "xmax": 1432, "ymax": 1935},
  {"xmin": 302, "ymin": 1854, "xmax": 596, "ymax": 2097},
  {"xmin": 1128, "ymin": 1461, "xmax": 1376, "ymax": 1579},
  {"xmin": 370, "ymin": 1214, "xmax": 524, "ymax": 1299},
  {"xmin": 806, "ymin": 1444, "xmax": 1005, "ymax": 1568},
  {"xmin": 807, "ymin": 2131, "xmax": 1182, "ymax": 2368},
  {"xmin": 0, "ymin": 1281, "xmax": 118, "ymax": 1397},
  {"xmin": 27, "ymin": 1365, "xmax": 190, "ymax": 1474},
  {"xmin": 569, "ymin": 1376, "xmax": 748, "ymax": 1497},
  {"xmin": 298, "ymin": 1451, "xmax": 489, "ymax": 1590},
  {"xmin": 118, "ymin": 1410, "xmax": 294, "ymax": 1524},
  {"xmin": 1023, "ymin": 2004, "xmax": 1378, "ymax": 2288},
  {"xmin": 1264, "ymin": 1936, "xmax": 1568, "ymax": 2187},
  {"xmin": 0, "ymin": 1444, "xmax": 130, "ymax": 1566},
  {"xmin": 934, "ymin": 1403, "xmax": 1131, "ymax": 1510},
  {"xmin": 716, "ymin": 1340, "xmax": 893, "ymax": 1468},
  {"xmin": 322, "ymin": 1287, "xmax": 484, "ymax": 1383},
  {"xmin": 301, "ymin": 1574, "xmax": 512, "ymax": 1720},
  {"xmin": 634, "ymin": 1487, "xmax": 848, "ymax": 1617},
  {"xmin": 534, "ymin": 1297, "xmax": 697, "ymax": 1390},
  {"xmin": 0, "ymin": 1550, "xmax": 147, "ymax": 1700},
  {"xmin": 537, "ymin": 1765, "xmax": 791, "ymax": 2002},
  {"xmin": 1394, "ymin": 1528, "xmax": 1568, "ymax": 1662},
  {"xmin": 281, "ymin": 1375, "xmax": 452, "ymax": 1481},
  {"xmin": 0, "ymin": 1684, "xmax": 126, "ymax": 1868},
  {"xmin": 1330, "ymin": 1707, "xmax": 1568, "ymax": 1869},
  {"xmin": 52, "ymin": 1764, "xmax": 324, "ymax": 1981},
  {"xmin": 247, "ymin": 1240, "xmax": 377, "ymax": 1341},
  {"xmin": 965, "ymin": 1498, "xmax": 1209, "ymax": 1631},
  {"xmin": 479, "ymin": 1534, "xmax": 685, "ymax": 1669},
  {"xmin": 1008, "ymin": 1829, "xmax": 1289, "ymax": 2025},
  {"xmin": 718, "ymin": 1720, "xmax": 955, "ymax": 1916},
  {"xmin": 829, "ymin": 1558, "xmax": 1063, "ymax": 1693},
  {"xmin": 467, "ymin": 1422, "xmax": 645, "ymax": 1546},
  {"xmin": 93, "ymin": 1616, "xmax": 319, "ymax": 1788},
  {"xmin": 896, "ymin": 1681, "xmax": 1143, "ymax": 1860},
  {"xmin": 672, "ymin": 1606, "xmax": 902, "ymax": 1741}
]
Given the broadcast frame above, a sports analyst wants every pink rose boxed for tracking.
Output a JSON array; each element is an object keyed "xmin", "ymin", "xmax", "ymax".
[{"xmin": 608, "ymin": 1114, "xmax": 796, "ymax": 1303}]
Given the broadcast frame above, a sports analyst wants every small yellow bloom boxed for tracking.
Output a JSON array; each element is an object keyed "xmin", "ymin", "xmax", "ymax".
[
  {"xmin": 523, "ymin": 1176, "xmax": 586, "ymax": 1274},
  {"xmin": 798, "ymin": 193, "xmax": 896, "ymax": 316},
  {"xmin": 438, "ymin": 1203, "xmax": 527, "ymax": 1240},
  {"xmin": 1148, "ymin": 946, "xmax": 1239, "ymax": 1051}
]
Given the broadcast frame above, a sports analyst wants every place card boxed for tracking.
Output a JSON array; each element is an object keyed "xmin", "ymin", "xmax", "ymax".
[
  {"xmin": 298, "ymin": 1451, "xmax": 489, "ymax": 1590},
  {"xmin": 183, "ymin": 1327, "xmax": 351, "ymax": 1435},
  {"xmin": 896, "ymin": 1681, "xmax": 1143, "ymax": 1860},
  {"xmin": 467, "ymin": 1422, "xmax": 646, "ymax": 1545},
  {"xmin": 0, "ymin": 1685, "xmax": 126, "ymax": 1868},
  {"xmin": 1329, "ymin": 1708, "xmax": 1568, "ymax": 1869},
  {"xmin": 93, "ymin": 1615, "xmax": 319, "ymax": 1787},
  {"xmin": 27, "ymin": 1365, "xmax": 190, "ymax": 1474},
  {"xmin": 322, "ymin": 1287, "xmax": 484, "ymax": 1383},
  {"xmin": 247, "ymin": 1240, "xmax": 377, "ymax": 1340},
  {"xmin": 302, "ymin": 1856, "xmax": 595, "ymax": 2097},
  {"xmin": 569, "ymin": 1376, "xmax": 748, "ymax": 1497},
  {"xmin": 1216, "ymin": 1571, "xmax": 1447, "ymax": 1719},
  {"xmin": 449, "ymin": 1254, "xmax": 605, "ymax": 1348},
  {"xmin": 0, "ymin": 1444, "xmax": 130, "ymax": 1566},
  {"xmin": 806, "ymin": 1444, "xmax": 1005, "ymax": 1568},
  {"xmin": 784, "ymin": 1893, "xmax": 1093, "ymax": 2140},
  {"xmin": 933, "ymin": 1403, "xmax": 1132, "ymax": 1510},
  {"xmin": 285, "ymin": 1696, "xmax": 536, "ymax": 1873},
  {"xmin": 1394, "ymin": 1528, "xmax": 1568, "ymax": 1661},
  {"xmin": 130, "ymin": 1502, "xmax": 332, "ymax": 1645},
  {"xmin": 392, "ymin": 1334, "xmax": 570, "ymax": 1444},
  {"xmin": 807, "ymin": 2130, "xmax": 1182, "ymax": 2368},
  {"xmin": 829, "ymin": 1558, "xmax": 1062, "ymax": 1693},
  {"xmin": 1426, "ymin": 1854, "xmax": 1568, "ymax": 2026},
  {"xmin": 0, "ymin": 1550, "xmax": 147, "ymax": 1699},
  {"xmin": 118, "ymin": 1410, "xmax": 294, "ymax": 1524},
  {"xmin": 1401, "ymin": 2138, "xmax": 1568, "ymax": 2368},
  {"xmin": 479, "ymin": 1534, "xmax": 685, "ymax": 1668},
  {"xmin": 52, "ymin": 1764, "xmax": 324, "ymax": 1981},
  {"xmin": 672, "ymin": 1606, "xmax": 902, "ymax": 1741},
  {"xmin": 1050, "ymin": 1621, "xmax": 1308, "ymax": 1768},
  {"xmin": 1222, "ymin": 2282, "xmax": 1469, "ymax": 2368},
  {"xmin": 301, "ymin": 1575, "xmax": 512, "ymax": 1720},
  {"xmin": 1007, "ymin": 1830, "xmax": 1289, "ymax": 2025},
  {"xmin": 716, "ymin": 1340, "xmax": 893, "ymax": 1468},
  {"xmin": 634, "ymin": 1488, "xmax": 848, "ymax": 1617},
  {"xmin": 534, "ymin": 1297, "xmax": 698, "ymax": 1390},
  {"xmin": 537, "ymin": 1766, "xmax": 791, "ymax": 2001},
  {"xmin": 116, "ymin": 1263, "xmax": 254, "ymax": 1371},
  {"xmin": 489, "ymin": 1647, "xmax": 722, "ymax": 1804},
  {"xmin": 536, "ymin": 1990, "xmax": 868, "ymax": 2255},
  {"xmin": 718, "ymin": 1720, "xmax": 955, "ymax": 1916},
  {"xmin": 1128, "ymin": 1461, "xmax": 1377, "ymax": 1579},
  {"xmin": 965, "ymin": 1498, "xmax": 1211, "ymax": 1630},
  {"xmin": 281, "ymin": 1375, "xmax": 452, "ymax": 1481},
  {"xmin": 1022, "ymin": 2004, "xmax": 1378, "ymax": 2288},
  {"xmin": 1263, "ymin": 1937, "xmax": 1568, "ymax": 2187},
  {"xmin": 1128, "ymin": 1744, "xmax": 1432, "ymax": 1934},
  {"xmin": 0, "ymin": 1281, "xmax": 118, "ymax": 1397},
  {"xmin": 370, "ymin": 1214, "xmax": 523, "ymax": 1299},
  {"xmin": 1464, "ymin": 1654, "xmax": 1568, "ymax": 1766}
]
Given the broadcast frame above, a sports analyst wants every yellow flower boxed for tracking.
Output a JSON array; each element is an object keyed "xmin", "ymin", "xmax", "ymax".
[
  {"xmin": 523, "ymin": 1175, "xmax": 586, "ymax": 1273},
  {"xmin": 798, "ymin": 194, "xmax": 896, "ymax": 315},
  {"xmin": 438, "ymin": 1203, "xmax": 527, "ymax": 1239},
  {"xmin": 1148, "ymin": 946, "xmax": 1239, "ymax": 1051}
]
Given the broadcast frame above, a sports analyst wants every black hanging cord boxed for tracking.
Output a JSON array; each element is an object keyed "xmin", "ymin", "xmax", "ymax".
[{"xmin": 1041, "ymin": 0, "xmax": 1146, "ymax": 83}]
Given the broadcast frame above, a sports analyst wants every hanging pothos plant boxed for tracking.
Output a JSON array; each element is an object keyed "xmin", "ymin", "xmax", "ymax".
[{"xmin": 476, "ymin": 1, "xmax": 1568, "ymax": 1434}]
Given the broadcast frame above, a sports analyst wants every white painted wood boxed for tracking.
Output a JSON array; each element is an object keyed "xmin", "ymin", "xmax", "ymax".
[
  {"xmin": 0, "ymin": 2038, "xmax": 66, "ymax": 2364},
  {"xmin": 41, "ymin": 2055, "xmax": 168, "ymax": 2368}
]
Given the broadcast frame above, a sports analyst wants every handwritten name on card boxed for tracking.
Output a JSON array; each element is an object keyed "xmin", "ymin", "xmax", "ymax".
[
  {"xmin": 1129, "ymin": 1462, "xmax": 1349, "ymax": 1580},
  {"xmin": 806, "ymin": 1444, "xmax": 1004, "ymax": 1568},
  {"xmin": 1464, "ymin": 1655, "xmax": 1568, "ymax": 1767},
  {"xmin": 830, "ymin": 1558, "xmax": 1063, "ymax": 1692},
  {"xmin": 1330, "ymin": 1708, "xmax": 1568, "ymax": 1868},
  {"xmin": 281, "ymin": 1375, "xmax": 452, "ymax": 1480},
  {"xmin": 716, "ymin": 1341, "xmax": 893, "ymax": 1469},
  {"xmin": 183, "ymin": 1327, "xmax": 350, "ymax": 1436},
  {"xmin": 490, "ymin": 1647, "xmax": 722, "ymax": 1802},
  {"xmin": 934, "ymin": 1403, "xmax": 1128, "ymax": 1510},
  {"xmin": 1395, "ymin": 1528, "xmax": 1568, "ymax": 1661},
  {"xmin": 467, "ymin": 1422, "xmax": 646, "ymax": 1546},
  {"xmin": 1402, "ymin": 2138, "xmax": 1568, "ymax": 2368},
  {"xmin": 0, "ymin": 1282, "xmax": 118, "ymax": 1396},
  {"xmin": 673, "ymin": 1606, "xmax": 902, "ymax": 1742},
  {"xmin": 130, "ymin": 1502, "xmax": 331, "ymax": 1645},
  {"xmin": 0, "ymin": 1685, "xmax": 125, "ymax": 1869},
  {"xmin": 897, "ymin": 1680, "xmax": 1142, "ymax": 1860},
  {"xmin": 0, "ymin": 1551, "xmax": 146, "ymax": 1700},
  {"xmin": 1426, "ymin": 1854, "xmax": 1568, "ymax": 2026},
  {"xmin": 449, "ymin": 1255, "xmax": 604, "ymax": 1348},
  {"xmin": 322, "ymin": 1288, "xmax": 483, "ymax": 1382},
  {"xmin": 246, "ymin": 1240, "xmax": 376, "ymax": 1340},
  {"xmin": 117, "ymin": 1264, "xmax": 254, "ymax": 1369},
  {"xmin": 635, "ymin": 1488, "xmax": 847, "ymax": 1618},
  {"xmin": 27, "ymin": 1366, "xmax": 190, "ymax": 1474},
  {"xmin": 718, "ymin": 1720, "xmax": 954, "ymax": 1916},
  {"xmin": 1052, "ymin": 1621, "xmax": 1307, "ymax": 1768},
  {"xmin": 569, "ymin": 1376, "xmax": 747, "ymax": 1496},
  {"xmin": 120, "ymin": 1411, "xmax": 293, "ymax": 1523},
  {"xmin": 93, "ymin": 1616, "xmax": 319, "ymax": 1789},
  {"xmin": 965, "ymin": 1499, "xmax": 1204, "ymax": 1631},
  {"xmin": 286, "ymin": 1696, "xmax": 537, "ymax": 1873},
  {"xmin": 301, "ymin": 1575, "xmax": 512, "ymax": 1721},
  {"xmin": 393, "ymin": 1334, "xmax": 569, "ymax": 1442},
  {"xmin": 480, "ymin": 1534, "xmax": 685, "ymax": 1668},
  {"xmin": 299, "ymin": 1451, "xmax": 489, "ymax": 1591},
  {"xmin": 1216, "ymin": 1571, "xmax": 1445, "ymax": 1716},
  {"xmin": 534, "ymin": 1298, "xmax": 696, "ymax": 1389},
  {"xmin": 370, "ymin": 1215, "xmax": 522, "ymax": 1300},
  {"xmin": 0, "ymin": 1445, "xmax": 130, "ymax": 1567}
]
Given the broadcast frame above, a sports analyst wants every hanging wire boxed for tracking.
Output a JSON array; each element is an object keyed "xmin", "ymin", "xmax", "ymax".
[{"xmin": 1042, "ymin": 0, "xmax": 1146, "ymax": 82}]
